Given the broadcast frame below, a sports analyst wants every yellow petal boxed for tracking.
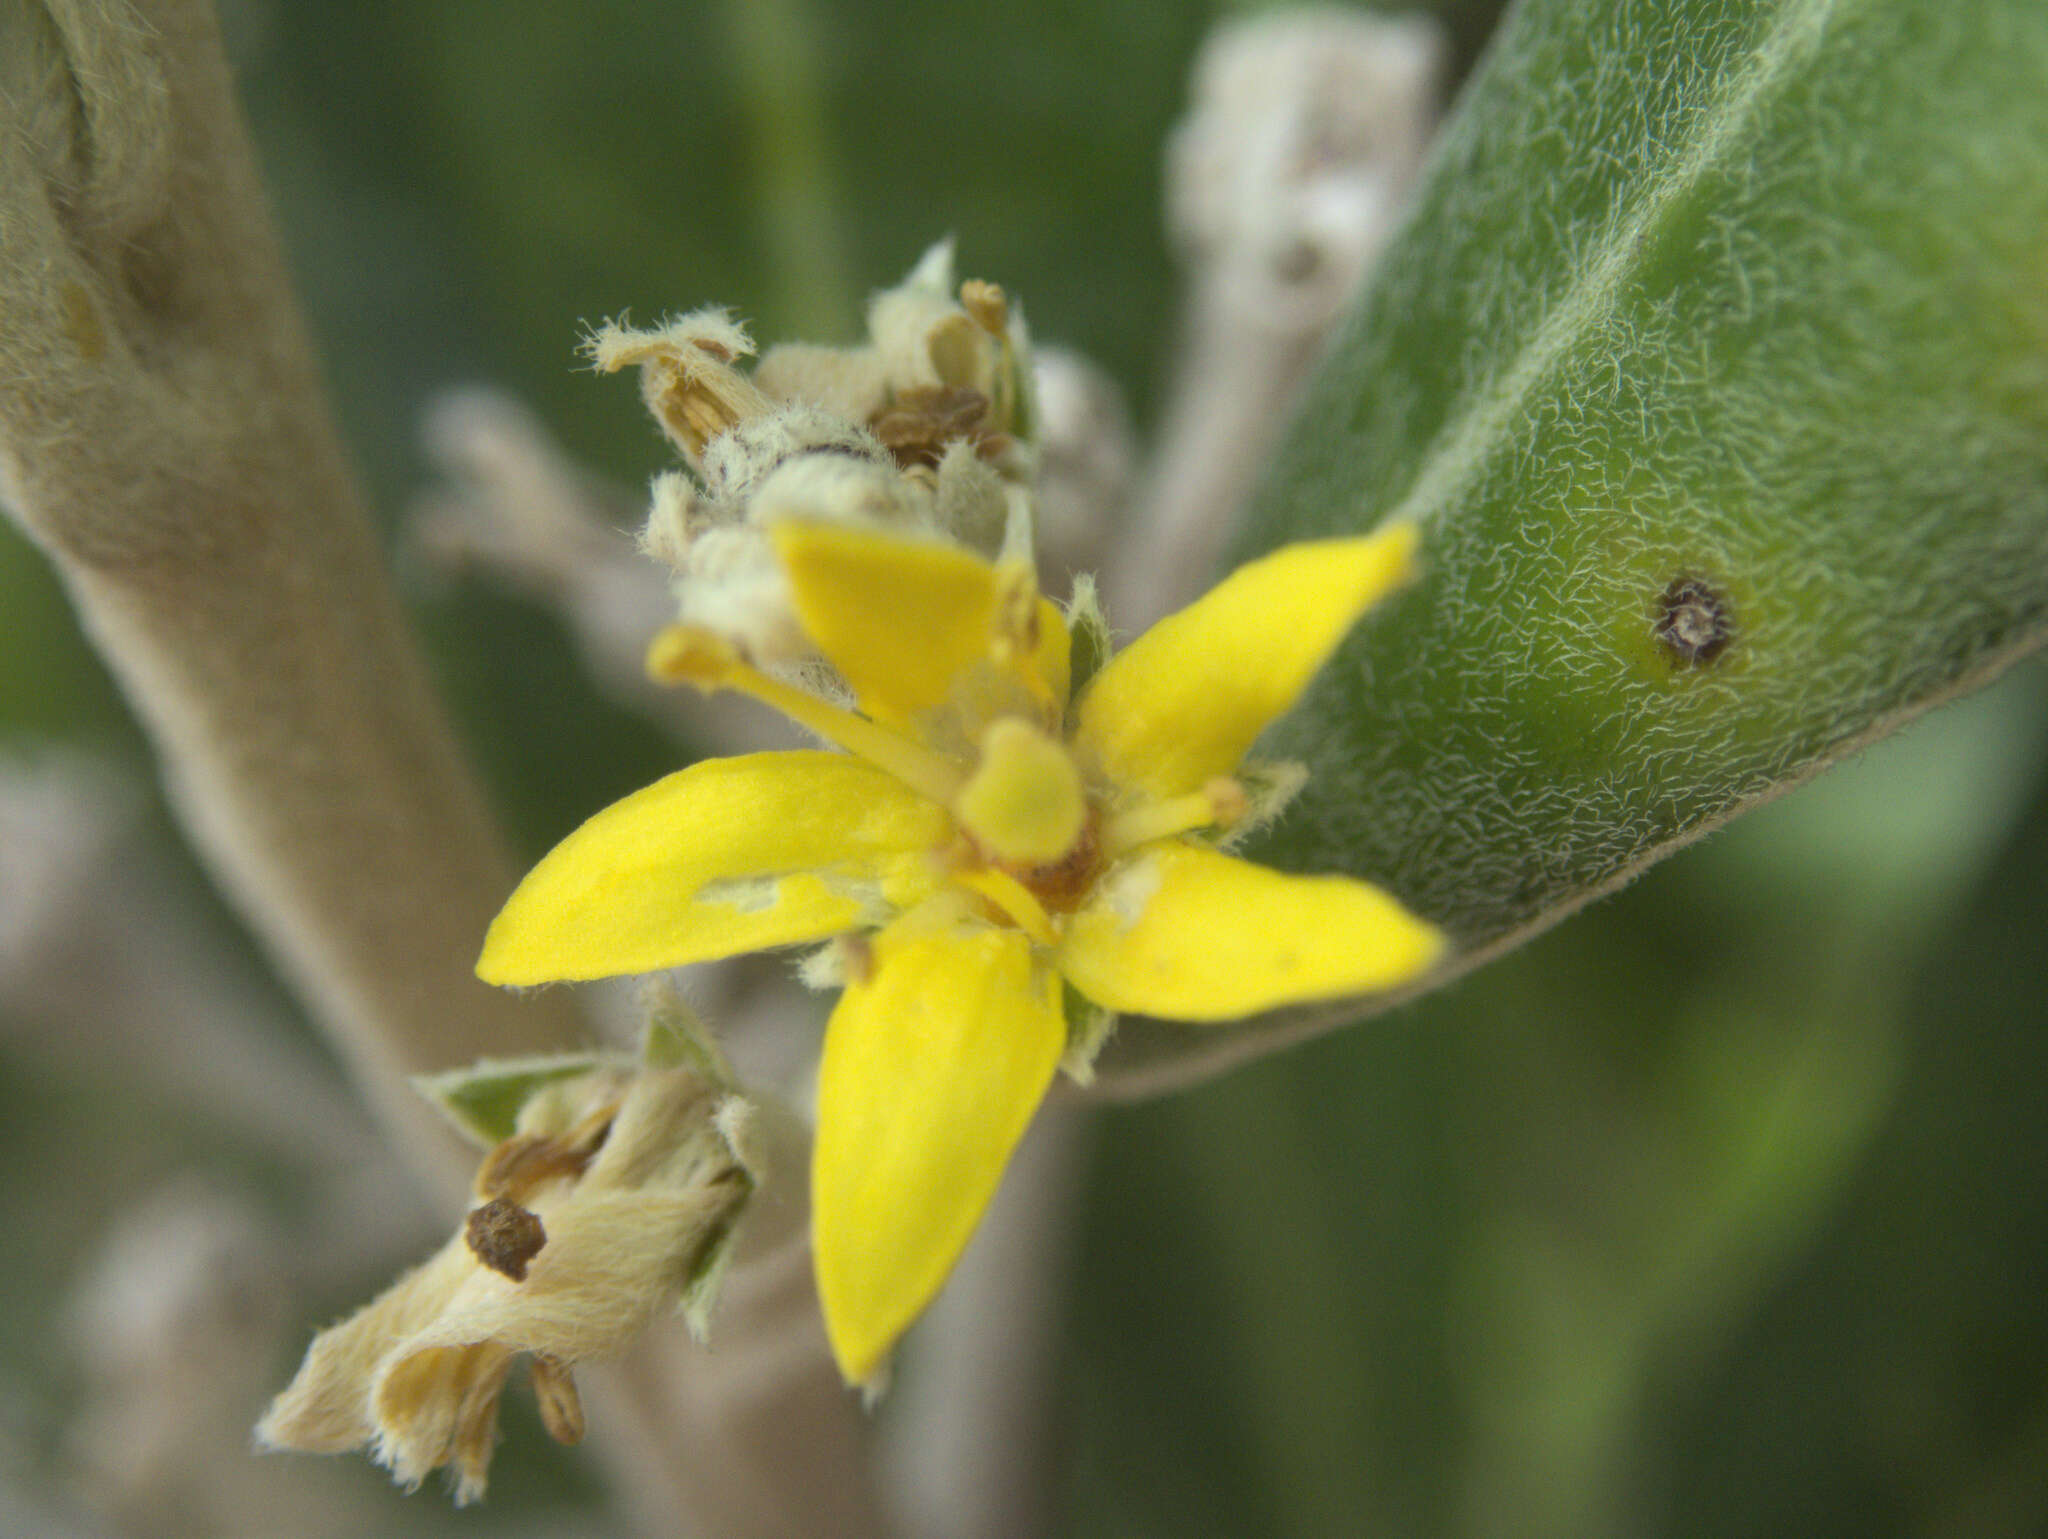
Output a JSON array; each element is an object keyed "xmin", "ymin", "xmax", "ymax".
[
  {"xmin": 1073, "ymin": 527, "xmax": 1419, "ymax": 799},
  {"xmin": 772, "ymin": 522, "xmax": 999, "ymax": 723},
  {"xmin": 1030, "ymin": 593, "xmax": 1071, "ymax": 709},
  {"xmin": 478, "ymin": 752, "xmax": 946, "ymax": 986},
  {"xmin": 812, "ymin": 912, "xmax": 1064, "ymax": 1383},
  {"xmin": 1057, "ymin": 839, "xmax": 1443, "ymax": 1020}
]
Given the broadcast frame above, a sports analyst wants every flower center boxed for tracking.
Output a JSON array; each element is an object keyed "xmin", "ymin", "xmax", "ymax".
[
  {"xmin": 944, "ymin": 717, "xmax": 1109, "ymax": 940},
  {"xmin": 649, "ymin": 623, "xmax": 1248, "ymax": 946},
  {"xmin": 951, "ymin": 717, "xmax": 1086, "ymax": 866}
]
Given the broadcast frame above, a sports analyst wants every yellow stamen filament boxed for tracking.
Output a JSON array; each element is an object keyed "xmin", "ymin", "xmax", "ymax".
[
  {"xmin": 990, "ymin": 560, "xmax": 1057, "ymax": 712},
  {"xmin": 1100, "ymin": 777, "xmax": 1249, "ymax": 860},
  {"xmin": 952, "ymin": 867, "xmax": 1057, "ymax": 947},
  {"xmin": 647, "ymin": 625, "xmax": 966, "ymax": 804}
]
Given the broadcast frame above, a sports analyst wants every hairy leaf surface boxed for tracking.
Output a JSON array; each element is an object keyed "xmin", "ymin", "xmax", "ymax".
[{"xmin": 1098, "ymin": 0, "xmax": 2048, "ymax": 1089}]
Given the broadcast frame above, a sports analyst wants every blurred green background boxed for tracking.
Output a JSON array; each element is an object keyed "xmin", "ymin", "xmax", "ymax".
[{"xmin": 2, "ymin": 0, "xmax": 2044, "ymax": 1535}]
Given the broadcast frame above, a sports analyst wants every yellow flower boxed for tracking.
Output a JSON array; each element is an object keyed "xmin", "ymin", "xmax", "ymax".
[{"xmin": 478, "ymin": 521, "xmax": 1443, "ymax": 1383}]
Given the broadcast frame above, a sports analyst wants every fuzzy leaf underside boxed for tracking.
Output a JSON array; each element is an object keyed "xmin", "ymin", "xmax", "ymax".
[{"xmin": 1095, "ymin": 0, "xmax": 2048, "ymax": 1089}]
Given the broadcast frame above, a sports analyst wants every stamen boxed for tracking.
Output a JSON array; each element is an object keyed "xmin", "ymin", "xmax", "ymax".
[
  {"xmin": 960, "ymin": 279, "xmax": 1009, "ymax": 336},
  {"xmin": 585, "ymin": 317, "xmax": 772, "ymax": 462},
  {"xmin": 990, "ymin": 560, "xmax": 1059, "ymax": 712},
  {"xmin": 530, "ymin": 1356, "xmax": 586, "ymax": 1446},
  {"xmin": 647, "ymin": 624, "xmax": 965, "ymax": 804},
  {"xmin": 953, "ymin": 867, "xmax": 1057, "ymax": 947},
  {"xmin": 1100, "ymin": 777, "xmax": 1248, "ymax": 860}
]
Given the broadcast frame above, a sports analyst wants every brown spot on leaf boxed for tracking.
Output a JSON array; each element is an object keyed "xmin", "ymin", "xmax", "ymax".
[
  {"xmin": 466, "ymin": 1197, "xmax": 547, "ymax": 1282},
  {"xmin": 1654, "ymin": 576, "xmax": 1734, "ymax": 665}
]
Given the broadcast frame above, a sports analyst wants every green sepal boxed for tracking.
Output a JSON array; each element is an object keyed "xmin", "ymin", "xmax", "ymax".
[
  {"xmin": 678, "ymin": 1204, "xmax": 747, "ymax": 1341},
  {"xmin": 639, "ymin": 980, "xmax": 737, "ymax": 1085},
  {"xmin": 412, "ymin": 1053, "xmax": 613, "ymax": 1149},
  {"xmin": 678, "ymin": 1095, "xmax": 763, "ymax": 1339},
  {"xmin": 1059, "ymin": 978, "xmax": 1117, "ymax": 1084},
  {"xmin": 1002, "ymin": 321, "xmax": 1036, "ymax": 444},
  {"xmin": 1063, "ymin": 572, "xmax": 1113, "ymax": 703}
]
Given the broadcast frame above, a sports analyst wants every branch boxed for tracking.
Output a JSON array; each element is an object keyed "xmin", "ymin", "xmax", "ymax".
[
  {"xmin": 0, "ymin": 0, "xmax": 576, "ymax": 1175},
  {"xmin": 1105, "ymin": 9, "xmax": 1444, "ymax": 629}
]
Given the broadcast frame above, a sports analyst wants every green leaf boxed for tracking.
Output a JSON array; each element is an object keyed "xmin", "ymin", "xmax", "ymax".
[{"xmin": 1096, "ymin": 0, "xmax": 2048, "ymax": 1088}]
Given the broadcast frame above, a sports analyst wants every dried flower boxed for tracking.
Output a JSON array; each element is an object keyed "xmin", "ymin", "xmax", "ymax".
[
  {"xmin": 588, "ymin": 241, "xmax": 1037, "ymax": 667},
  {"xmin": 257, "ymin": 1022, "xmax": 756, "ymax": 1502}
]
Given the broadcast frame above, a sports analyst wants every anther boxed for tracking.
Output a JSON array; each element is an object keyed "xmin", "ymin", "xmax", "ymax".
[
  {"xmin": 960, "ymin": 280, "xmax": 1009, "ymax": 335},
  {"xmin": 530, "ymin": 1356, "xmax": 586, "ymax": 1445}
]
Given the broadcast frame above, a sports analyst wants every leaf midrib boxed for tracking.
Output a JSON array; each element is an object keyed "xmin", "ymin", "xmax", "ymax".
[{"xmin": 1383, "ymin": 0, "xmax": 1850, "ymax": 534}]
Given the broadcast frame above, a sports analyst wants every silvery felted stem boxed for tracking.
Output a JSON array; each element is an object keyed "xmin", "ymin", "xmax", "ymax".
[
  {"xmin": 1106, "ymin": 10, "xmax": 1444, "ymax": 630},
  {"xmin": 0, "ymin": 0, "xmax": 574, "ymax": 1179}
]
